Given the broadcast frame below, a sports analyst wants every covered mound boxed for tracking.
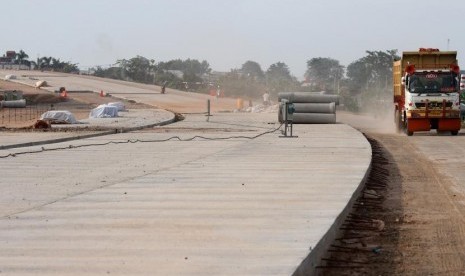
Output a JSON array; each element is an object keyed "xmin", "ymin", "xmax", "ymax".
[
  {"xmin": 89, "ymin": 104, "xmax": 118, "ymax": 118},
  {"xmin": 40, "ymin": 110, "xmax": 78, "ymax": 124}
]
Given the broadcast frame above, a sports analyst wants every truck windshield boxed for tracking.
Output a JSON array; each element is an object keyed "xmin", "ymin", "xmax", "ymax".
[{"xmin": 408, "ymin": 72, "xmax": 457, "ymax": 93}]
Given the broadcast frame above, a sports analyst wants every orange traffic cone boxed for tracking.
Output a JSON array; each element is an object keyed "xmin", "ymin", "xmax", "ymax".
[{"xmin": 100, "ymin": 90, "xmax": 104, "ymax": 97}]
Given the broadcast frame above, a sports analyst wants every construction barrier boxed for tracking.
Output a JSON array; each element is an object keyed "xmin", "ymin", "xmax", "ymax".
[{"xmin": 236, "ymin": 98, "xmax": 244, "ymax": 109}]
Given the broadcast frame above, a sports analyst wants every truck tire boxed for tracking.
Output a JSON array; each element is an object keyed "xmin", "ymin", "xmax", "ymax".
[
  {"xmin": 451, "ymin": 130, "xmax": 459, "ymax": 136},
  {"xmin": 406, "ymin": 120, "xmax": 413, "ymax": 136}
]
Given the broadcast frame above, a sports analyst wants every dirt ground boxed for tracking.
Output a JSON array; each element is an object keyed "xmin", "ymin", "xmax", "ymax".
[
  {"xmin": 374, "ymin": 133, "xmax": 465, "ymax": 275},
  {"xmin": 319, "ymin": 112, "xmax": 465, "ymax": 275},
  {"xmin": 0, "ymin": 79, "xmax": 155, "ymax": 129}
]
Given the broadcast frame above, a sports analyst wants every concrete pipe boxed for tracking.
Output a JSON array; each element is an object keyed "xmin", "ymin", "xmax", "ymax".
[
  {"xmin": 1, "ymin": 99, "xmax": 26, "ymax": 108},
  {"xmin": 293, "ymin": 102, "xmax": 336, "ymax": 114},
  {"xmin": 291, "ymin": 113, "xmax": 336, "ymax": 124},
  {"xmin": 278, "ymin": 92, "xmax": 339, "ymax": 105}
]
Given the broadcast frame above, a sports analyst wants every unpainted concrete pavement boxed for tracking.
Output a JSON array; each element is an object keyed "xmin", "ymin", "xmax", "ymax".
[
  {"xmin": 2, "ymin": 70, "xmax": 372, "ymax": 274},
  {"xmin": 0, "ymin": 112, "xmax": 371, "ymax": 275}
]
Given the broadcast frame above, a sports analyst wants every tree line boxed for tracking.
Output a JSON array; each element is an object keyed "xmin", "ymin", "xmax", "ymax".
[
  {"xmin": 10, "ymin": 49, "xmax": 400, "ymax": 110},
  {"xmin": 6, "ymin": 49, "xmax": 79, "ymax": 73},
  {"xmin": 90, "ymin": 50, "xmax": 399, "ymax": 108},
  {"xmin": 306, "ymin": 50, "xmax": 400, "ymax": 111}
]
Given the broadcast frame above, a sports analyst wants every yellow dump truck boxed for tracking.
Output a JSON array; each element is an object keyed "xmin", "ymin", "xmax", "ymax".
[{"xmin": 393, "ymin": 48, "xmax": 461, "ymax": 135}]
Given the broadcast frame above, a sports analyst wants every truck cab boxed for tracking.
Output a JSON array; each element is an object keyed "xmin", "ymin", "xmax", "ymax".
[{"xmin": 394, "ymin": 48, "xmax": 461, "ymax": 135}]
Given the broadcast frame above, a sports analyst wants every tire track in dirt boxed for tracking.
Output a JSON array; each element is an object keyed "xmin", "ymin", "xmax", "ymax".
[{"xmin": 371, "ymin": 133, "xmax": 465, "ymax": 275}]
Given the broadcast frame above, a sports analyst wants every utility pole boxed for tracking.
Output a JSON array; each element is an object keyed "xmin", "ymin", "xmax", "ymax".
[{"xmin": 447, "ymin": 38, "xmax": 450, "ymax": 50}]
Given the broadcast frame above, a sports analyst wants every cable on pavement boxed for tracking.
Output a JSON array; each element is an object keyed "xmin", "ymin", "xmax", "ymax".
[{"xmin": 0, "ymin": 123, "xmax": 283, "ymax": 159}]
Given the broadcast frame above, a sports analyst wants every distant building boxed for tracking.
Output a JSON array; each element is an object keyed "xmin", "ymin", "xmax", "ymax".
[
  {"xmin": 0, "ymin": 51, "xmax": 15, "ymax": 64},
  {"xmin": 5, "ymin": 51, "xmax": 16, "ymax": 59},
  {"xmin": 0, "ymin": 50, "xmax": 29, "ymax": 70}
]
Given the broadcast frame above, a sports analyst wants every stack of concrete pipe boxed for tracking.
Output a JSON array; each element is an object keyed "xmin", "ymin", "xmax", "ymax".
[{"xmin": 278, "ymin": 92, "xmax": 339, "ymax": 124}]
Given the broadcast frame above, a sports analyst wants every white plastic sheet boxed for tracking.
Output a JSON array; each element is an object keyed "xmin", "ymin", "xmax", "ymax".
[
  {"xmin": 107, "ymin": 102, "xmax": 125, "ymax": 111},
  {"xmin": 89, "ymin": 104, "xmax": 118, "ymax": 118},
  {"xmin": 40, "ymin": 110, "xmax": 77, "ymax": 124}
]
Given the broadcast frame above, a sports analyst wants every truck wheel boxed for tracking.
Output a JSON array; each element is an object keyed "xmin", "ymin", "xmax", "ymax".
[
  {"xmin": 451, "ymin": 130, "xmax": 459, "ymax": 136},
  {"xmin": 406, "ymin": 120, "xmax": 413, "ymax": 136}
]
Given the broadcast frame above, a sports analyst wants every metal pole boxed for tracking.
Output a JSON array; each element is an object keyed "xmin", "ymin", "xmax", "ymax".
[{"xmin": 206, "ymin": 99, "xmax": 211, "ymax": 122}]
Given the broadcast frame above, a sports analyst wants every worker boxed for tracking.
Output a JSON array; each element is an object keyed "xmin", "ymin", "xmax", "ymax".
[
  {"xmin": 263, "ymin": 90, "xmax": 270, "ymax": 106},
  {"xmin": 161, "ymin": 83, "xmax": 166, "ymax": 94}
]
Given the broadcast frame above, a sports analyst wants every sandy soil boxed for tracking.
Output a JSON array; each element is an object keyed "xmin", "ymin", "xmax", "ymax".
[
  {"xmin": 322, "ymin": 111, "xmax": 465, "ymax": 275},
  {"xmin": 375, "ymin": 133, "xmax": 465, "ymax": 275}
]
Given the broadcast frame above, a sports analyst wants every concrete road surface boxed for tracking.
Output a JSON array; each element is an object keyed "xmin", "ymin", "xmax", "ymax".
[
  {"xmin": 2, "ymin": 71, "xmax": 372, "ymax": 274},
  {"xmin": 0, "ymin": 113, "xmax": 371, "ymax": 275}
]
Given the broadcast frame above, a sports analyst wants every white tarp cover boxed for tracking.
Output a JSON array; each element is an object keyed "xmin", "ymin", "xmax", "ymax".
[
  {"xmin": 40, "ymin": 110, "xmax": 77, "ymax": 124},
  {"xmin": 107, "ymin": 102, "xmax": 125, "ymax": 111},
  {"xmin": 5, "ymin": 74, "xmax": 16, "ymax": 80},
  {"xmin": 89, "ymin": 104, "xmax": 118, "ymax": 118}
]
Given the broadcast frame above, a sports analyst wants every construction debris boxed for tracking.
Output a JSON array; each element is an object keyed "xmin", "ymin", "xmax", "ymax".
[{"xmin": 35, "ymin": 80, "xmax": 47, "ymax": 88}]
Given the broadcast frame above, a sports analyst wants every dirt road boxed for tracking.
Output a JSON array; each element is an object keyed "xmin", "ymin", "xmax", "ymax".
[
  {"xmin": 0, "ymin": 70, "xmax": 239, "ymax": 113},
  {"xmin": 335, "ymin": 111, "xmax": 465, "ymax": 275}
]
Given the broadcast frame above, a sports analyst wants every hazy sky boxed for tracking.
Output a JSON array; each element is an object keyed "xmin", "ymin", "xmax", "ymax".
[{"xmin": 2, "ymin": 0, "xmax": 464, "ymax": 78}]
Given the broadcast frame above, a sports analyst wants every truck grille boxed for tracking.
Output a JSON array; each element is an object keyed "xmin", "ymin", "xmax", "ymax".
[{"xmin": 415, "ymin": 101, "xmax": 453, "ymax": 108}]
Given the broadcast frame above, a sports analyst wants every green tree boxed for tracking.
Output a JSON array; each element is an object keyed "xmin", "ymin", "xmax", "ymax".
[
  {"xmin": 345, "ymin": 49, "xmax": 400, "ymax": 113},
  {"xmin": 158, "ymin": 59, "xmax": 211, "ymax": 76},
  {"xmin": 40, "ymin": 57, "xmax": 52, "ymax": 70},
  {"xmin": 15, "ymin": 50, "xmax": 29, "ymax": 65},
  {"xmin": 305, "ymin": 57, "xmax": 344, "ymax": 93},
  {"xmin": 61, "ymin": 62, "xmax": 79, "ymax": 73},
  {"xmin": 265, "ymin": 62, "xmax": 299, "ymax": 95},
  {"xmin": 218, "ymin": 69, "xmax": 266, "ymax": 98},
  {"xmin": 241, "ymin": 60, "xmax": 264, "ymax": 80},
  {"xmin": 347, "ymin": 50, "xmax": 399, "ymax": 92},
  {"xmin": 29, "ymin": 55, "xmax": 78, "ymax": 73},
  {"xmin": 94, "ymin": 66, "xmax": 125, "ymax": 80},
  {"xmin": 346, "ymin": 60, "xmax": 371, "ymax": 92},
  {"xmin": 117, "ymin": 56, "xmax": 155, "ymax": 84},
  {"xmin": 30, "ymin": 57, "xmax": 43, "ymax": 70},
  {"xmin": 51, "ymin": 58, "xmax": 62, "ymax": 71}
]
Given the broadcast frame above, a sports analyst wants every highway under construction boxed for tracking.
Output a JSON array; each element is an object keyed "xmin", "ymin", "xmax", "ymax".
[{"xmin": 1, "ymin": 70, "xmax": 465, "ymax": 275}]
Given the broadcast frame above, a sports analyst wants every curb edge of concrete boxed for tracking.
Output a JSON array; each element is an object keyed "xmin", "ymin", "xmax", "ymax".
[{"xmin": 0, "ymin": 113, "xmax": 176, "ymax": 151}]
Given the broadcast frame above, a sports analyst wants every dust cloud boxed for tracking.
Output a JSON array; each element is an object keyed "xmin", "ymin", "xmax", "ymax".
[{"xmin": 337, "ymin": 101, "xmax": 397, "ymax": 134}]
